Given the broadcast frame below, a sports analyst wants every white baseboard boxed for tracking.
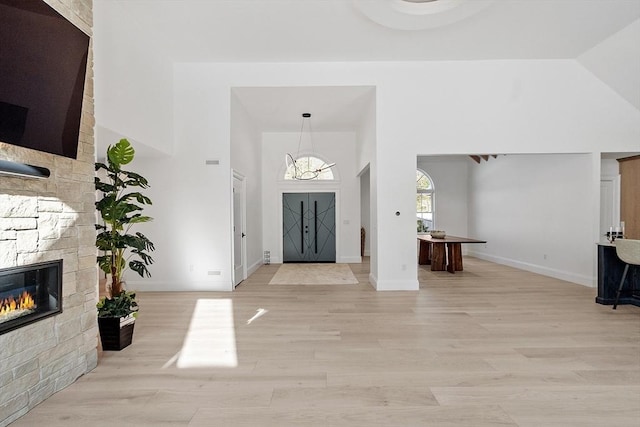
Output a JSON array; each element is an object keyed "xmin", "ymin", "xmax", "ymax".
[
  {"xmin": 247, "ymin": 259, "xmax": 262, "ymax": 276},
  {"xmin": 339, "ymin": 256, "xmax": 362, "ymax": 263},
  {"xmin": 368, "ymin": 272, "xmax": 378, "ymax": 289},
  {"xmin": 125, "ymin": 280, "xmax": 233, "ymax": 292},
  {"xmin": 467, "ymin": 251, "xmax": 596, "ymax": 288},
  {"xmin": 371, "ymin": 275, "xmax": 419, "ymax": 291}
]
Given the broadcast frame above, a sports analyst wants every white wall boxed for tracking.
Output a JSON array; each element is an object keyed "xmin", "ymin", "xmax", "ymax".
[
  {"xmin": 467, "ymin": 154, "xmax": 596, "ymax": 286},
  {"xmin": 261, "ymin": 132, "xmax": 361, "ymax": 264},
  {"xmin": 94, "ymin": 1, "xmax": 174, "ymax": 155},
  {"xmin": 578, "ymin": 19, "xmax": 640, "ymax": 110},
  {"xmin": 109, "ymin": 59, "xmax": 639, "ymax": 291},
  {"xmin": 601, "ymin": 158, "xmax": 620, "ymax": 176},
  {"xmin": 125, "ymin": 69, "xmax": 233, "ymax": 291},
  {"xmin": 368, "ymin": 59, "xmax": 639, "ymax": 289}
]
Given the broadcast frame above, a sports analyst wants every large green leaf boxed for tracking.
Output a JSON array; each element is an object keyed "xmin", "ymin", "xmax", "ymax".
[
  {"xmin": 122, "ymin": 233, "xmax": 151, "ymax": 252},
  {"xmin": 97, "ymin": 255, "xmax": 111, "ymax": 275},
  {"xmin": 101, "ymin": 202, "xmax": 143, "ymax": 226},
  {"xmin": 128, "ymin": 215, "xmax": 153, "ymax": 225},
  {"xmin": 129, "ymin": 260, "xmax": 152, "ymax": 278},
  {"xmin": 118, "ymin": 192, "xmax": 152, "ymax": 206},
  {"xmin": 107, "ymin": 139, "xmax": 135, "ymax": 168},
  {"xmin": 96, "ymin": 231, "xmax": 129, "ymax": 251},
  {"xmin": 121, "ymin": 171, "xmax": 150, "ymax": 188},
  {"xmin": 95, "ymin": 179, "xmax": 116, "ymax": 194},
  {"xmin": 135, "ymin": 232, "xmax": 155, "ymax": 251}
]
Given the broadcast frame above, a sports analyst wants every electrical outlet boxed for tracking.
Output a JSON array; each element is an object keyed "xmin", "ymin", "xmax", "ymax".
[{"xmin": 208, "ymin": 270, "xmax": 221, "ymax": 276}]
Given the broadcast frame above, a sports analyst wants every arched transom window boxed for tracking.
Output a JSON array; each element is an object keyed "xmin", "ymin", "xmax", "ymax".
[
  {"xmin": 284, "ymin": 156, "xmax": 334, "ymax": 181},
  {"xmin": 416, "ymin": 169, "xmax": 434, "ymax": 232}
]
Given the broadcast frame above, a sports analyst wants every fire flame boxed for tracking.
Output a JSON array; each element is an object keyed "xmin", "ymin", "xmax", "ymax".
[{"xmin": 0, "ymin": 291, "xmax": 36, "ymax": 317}]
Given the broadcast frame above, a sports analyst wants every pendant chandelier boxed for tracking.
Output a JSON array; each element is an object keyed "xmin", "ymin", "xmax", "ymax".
[{"xmin": 285, "ymin": 113, "xmax": 336, "ymax": 180}]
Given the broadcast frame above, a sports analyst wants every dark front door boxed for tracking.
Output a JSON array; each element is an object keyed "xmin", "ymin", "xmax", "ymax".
[{"xmin": 282, "ymin": 192, "xmax": 336, "ymax": 262}]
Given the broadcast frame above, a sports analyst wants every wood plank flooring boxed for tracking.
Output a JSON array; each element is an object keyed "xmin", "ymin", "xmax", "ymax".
[{"xmin": 10, "ymin": 258, "xmax": 640, "ymax": 426}]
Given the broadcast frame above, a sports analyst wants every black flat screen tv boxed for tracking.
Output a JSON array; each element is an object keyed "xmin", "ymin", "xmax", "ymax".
[{"xmin": 0, "ymin": 0, "xmax": 90, "ymax": 159}]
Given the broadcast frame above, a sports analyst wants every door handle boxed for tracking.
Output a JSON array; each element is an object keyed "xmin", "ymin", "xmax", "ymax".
[
  {"xmin": 314, "ymin": 200, "xmax": 318, "ymax": 253},
  {"xmin": 241, "ymin": 233, "xmax": 246, "ymax": 238},
  {"xmin": 300, "ymin": 200, "xmax": 304, "ymax": 253}
]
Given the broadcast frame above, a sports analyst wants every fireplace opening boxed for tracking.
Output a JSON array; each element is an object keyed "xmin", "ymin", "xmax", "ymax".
[{"xmin": 0, "ymin": 260, "xmax": 62, "ymax": 335}]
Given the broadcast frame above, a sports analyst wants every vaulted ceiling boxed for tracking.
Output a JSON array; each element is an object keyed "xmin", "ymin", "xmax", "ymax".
[
  {"xmin": 95, "ymin": 0, "xmax": 640, "ymax": 140},
  {"xmin": 99, "ymin": 0, "xmax": 639, "ymax": 63}
]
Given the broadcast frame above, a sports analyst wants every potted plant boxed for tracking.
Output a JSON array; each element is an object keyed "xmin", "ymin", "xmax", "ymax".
[
  {"xmin": 95, "ymin": 138, "xmax": 155, "ymax": 350},
  {"xmin": 96, "ymin": 291, "xmax": 138, "ymax": 350}
]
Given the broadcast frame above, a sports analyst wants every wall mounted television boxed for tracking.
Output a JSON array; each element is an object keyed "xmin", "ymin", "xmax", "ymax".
[{"xmin": 0, "ymin": 0, "xmax": 90, "ymax": 160}]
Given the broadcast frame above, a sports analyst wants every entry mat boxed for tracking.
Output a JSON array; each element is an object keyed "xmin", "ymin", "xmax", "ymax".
[{"xmin": 269, "ymin": 263, "xmax": 358, "ymax": 285}]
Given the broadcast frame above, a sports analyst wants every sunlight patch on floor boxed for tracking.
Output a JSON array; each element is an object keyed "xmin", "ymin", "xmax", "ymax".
[
  {"xmin": 247, "ymin": 308, "xmax": 268, "ymax": 325},
  {"xmin": 176, "ymin": 299, "xmax": 238, "ymax": 368}
]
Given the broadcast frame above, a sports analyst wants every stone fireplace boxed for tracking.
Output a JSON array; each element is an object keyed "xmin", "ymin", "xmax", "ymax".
[
  {"xmin": 0, "ymin": 260, "xmax": 63, "ymax": 336},
  {"xmin": 0, "ymin": 1, "xmax": 96, "ymax": 426}
]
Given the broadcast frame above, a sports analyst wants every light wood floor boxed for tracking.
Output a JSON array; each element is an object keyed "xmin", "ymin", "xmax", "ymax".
[{"xmin": 11, "ymin": 258, "xmax": 640, "ymax": 426}]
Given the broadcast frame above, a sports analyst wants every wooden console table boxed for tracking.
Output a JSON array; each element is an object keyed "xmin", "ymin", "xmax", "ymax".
[{"xmin": 418, "ymin": 235, "xmax": 486, "ymax": 273}]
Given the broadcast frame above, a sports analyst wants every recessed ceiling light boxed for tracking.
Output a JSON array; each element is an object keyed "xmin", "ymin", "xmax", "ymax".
[{"xmin": 353, "ymin": 0, "xmax": 494, "ymax": 31}]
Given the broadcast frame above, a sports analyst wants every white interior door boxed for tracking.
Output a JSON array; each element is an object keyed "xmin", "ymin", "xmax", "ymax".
[{"xmin": 232, "ymin": 173, "xmax": 246, "ymax": 287}]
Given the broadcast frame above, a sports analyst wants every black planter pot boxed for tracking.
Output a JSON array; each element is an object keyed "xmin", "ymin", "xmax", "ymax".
[{"xmin": 98, "ymin": 316, "xmax": 135, "ymax": 351}]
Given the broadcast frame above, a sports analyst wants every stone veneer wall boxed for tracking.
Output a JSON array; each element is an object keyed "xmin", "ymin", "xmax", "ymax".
[{"xmin": 0, "ymin": 1, "xmax": 96, "ymax": 425}]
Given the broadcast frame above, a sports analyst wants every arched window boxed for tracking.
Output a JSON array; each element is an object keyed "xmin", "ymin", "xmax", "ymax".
[
  {"xmin": 284, "ymin": 156, "xmax": 334, "ymax": 180},
  {"xmin": 416, "ymin": 169, "xmax": 434, "ymax": 233}
]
